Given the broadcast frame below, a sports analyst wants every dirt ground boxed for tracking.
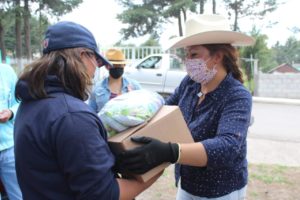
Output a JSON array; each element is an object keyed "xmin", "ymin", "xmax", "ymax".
[{"xmin": 136, "ymin": 164, "xmax": 300, "ymax": 200}]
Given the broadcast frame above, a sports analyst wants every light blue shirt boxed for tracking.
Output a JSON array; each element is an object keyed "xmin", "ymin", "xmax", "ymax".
[
  {"xmin": 0, "ymin": 63, "xmax": 19, "ymax": 151},
  {"xmin": 89, "ymin": 76, "xmax": 142, "ymax": 113}
]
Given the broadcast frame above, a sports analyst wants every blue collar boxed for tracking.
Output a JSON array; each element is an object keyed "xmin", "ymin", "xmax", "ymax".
[
  {"xmin": 101, "ymin": 77, "xmax": 131, "ymax": 91},
  {"xmin": 203, "ymin": 73, "xmax": 234, "ymax": 101}
]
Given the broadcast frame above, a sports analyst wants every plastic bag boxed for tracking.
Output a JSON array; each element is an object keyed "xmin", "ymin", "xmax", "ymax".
[{"xmin": 98, "ymin": 89, "xmax": 165, "ymax": 137}]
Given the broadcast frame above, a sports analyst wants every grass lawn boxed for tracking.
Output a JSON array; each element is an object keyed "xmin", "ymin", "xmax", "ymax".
[{"xmin": 136, "ymin": 164, "xmax": 300, "ymax": 200}]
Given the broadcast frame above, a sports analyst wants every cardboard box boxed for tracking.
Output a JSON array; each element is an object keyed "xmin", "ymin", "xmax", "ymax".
[{"xmin": 108, "ymin": 105, "xmax": 194, "ymax": 182}]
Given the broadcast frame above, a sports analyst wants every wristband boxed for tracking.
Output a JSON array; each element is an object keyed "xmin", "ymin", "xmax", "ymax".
[{"xmin": 176, "ymin": 143, "xmax": 181, "ymax": 163}]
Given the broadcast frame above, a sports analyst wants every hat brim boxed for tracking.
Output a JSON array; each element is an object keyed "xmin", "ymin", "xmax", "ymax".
[
  {"xmin": 95, "ymin": 51, "xmax": 113, "ymax": 68},
  {"xmin": 167, "ymin": 31, "xmax": 255, "ymax": 49},
  {"xmin": 109, "ymin": 60, "xmax": 127, "ymax": 65}
]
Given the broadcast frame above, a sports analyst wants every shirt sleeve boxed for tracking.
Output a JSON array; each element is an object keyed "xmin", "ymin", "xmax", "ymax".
[
  {"xmin": 202, "ymin": 89, "xmax": 252, "ymax": 169},
  {"xmin": 8, "ymin": 65, "xmax": 19, "ymax": 120},
  {"xmin": 51, "ymin": 112, "xmax": 119, "ymax": 200},
  {"xmin": 88, "ymin": 88, "xmax": 98, "ymax": 113},
  {"xmin": 132, "ymin": 79, "xmax": 142, "ymax": 90}
]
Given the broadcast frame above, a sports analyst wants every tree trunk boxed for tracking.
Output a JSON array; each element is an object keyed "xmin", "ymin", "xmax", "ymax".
[
  {"xmin": 178, "ymin": 12, "xmax": 183, "ymax": 37},
  {"xmin": 200, "ymin": 0, "xmax": 205, "ymax": 14},
  {"xmin": 15, "ymin": 0, "xmax": 22, "ymax": 68},
  {"xmin": 0, "ymin": 20, "xmax": 7, "ymax": 63},
  {"xmin": 233, "ymin": 6, "xmax": 239, "ymax": 31},
  {"xmin": 182, "ymin": 8, "xmax": 187, "ymax": 22},
  {"xmin": 24, "ymin": 0, "xmax": 32, "ymax": 60},
  {"xmin": 38, "ymin": 2, "xmax": 43, "ymax": 54},
  {"xmin": 212, "ymin": 0, "xmax": 216, "ymax": 14}
]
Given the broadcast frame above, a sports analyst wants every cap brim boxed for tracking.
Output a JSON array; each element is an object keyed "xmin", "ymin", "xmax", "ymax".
[
  {"xmin": 95, "ymin": 51, "xmax": 113, "ymax": 68},
  {"xmin": 167, "ymin": 31, "xmax": 255, "ymax": 49}
]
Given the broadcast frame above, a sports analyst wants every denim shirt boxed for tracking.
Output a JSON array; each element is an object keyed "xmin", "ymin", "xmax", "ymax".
[
  {"xmin": 89, "ymin": 76, "xmax": 142, "ymax": 113},
  {"xmin": 0, "ymin": 64, "xmax": 19, "ymax": 151},
  {"xmin": 166, "ymin": 73, "xmax": 252, "ymax": 198}
]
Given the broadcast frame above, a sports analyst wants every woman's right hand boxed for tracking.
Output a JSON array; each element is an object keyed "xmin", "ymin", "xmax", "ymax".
[{"xmin": 118, "ymin": 136, "xmax": 179, "ymax": 174}]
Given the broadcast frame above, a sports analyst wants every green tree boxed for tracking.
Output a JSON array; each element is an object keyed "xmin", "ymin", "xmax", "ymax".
[
  {"xmin": 24, "ymin": 0, "xmax": 31, "ymax": 59},
  {"xmin": 193, "ymin": 0, "xmax": 218, "ymax": 14},
  {"xmin": 116, "ymin": 2, "xmax": 163, "ymax": 39},
  {"xmin": 224, "ymin": 0, "xmax": 280, "ymax": 31},
  {"xmin": 31, "ymin": 0, "xmax": 83, "ymax": 55},
  {"xmin": 41, "ymin": 0, "xmax": 83, "ymax": 50},
  {"xmin": 272, "ymin": 36, "xmax": 300, "ymax": 65},
  {"xmin": 10, "ymin": 0, "xmax": 82, "ymax": 62},
  {"xmin": 163, "ymin": 0, "xmax": 196, "ymax": 36},
  {"xmin": 37, "ymin": 0, "xmax": 83, "ymax": 16},
  {"xmin": 240, "ymin": 27, "xmax": 277, "ymax": 73},
  {"xmin": 116, "ymin": 0, "xmax": 197, "ymax": 39},
  {"xmin": 3, "ymin": 14, "xmax": 49, "ymax": 58},
  {"xmin": 0, "ymin": 1, "xmax": 14, "ymax": 62},
  {"xmin": 29, "ymin": 15, "xmax": 50, "ymax": 56},
  {"xmin": 15, "ymin": 0, "xmax": 22, "ymax": 62},
  {"xmin": 140, "ymin": 34, "xmax": 160, "ymax": 47},
  {"xmin": 1, "ymin": 0, "xmax": 83, "ymax": 63},
  {"xmin": 195, "ymin": 0, "xmax": 206, "ymax": 14},
  {"xmin": 212, "ymin": 0, "xmax": 216, "ymax": 13}
]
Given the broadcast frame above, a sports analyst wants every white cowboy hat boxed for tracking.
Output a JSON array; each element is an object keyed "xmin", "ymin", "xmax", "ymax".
[{"xmin": 167, "ymin": 14, "xmax": 255, "ymax": 49}]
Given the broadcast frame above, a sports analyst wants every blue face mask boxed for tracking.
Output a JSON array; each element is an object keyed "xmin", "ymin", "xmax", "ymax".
[{"xmin": 109, "ymin": 67, "xmax": 124, "ymax": 79}]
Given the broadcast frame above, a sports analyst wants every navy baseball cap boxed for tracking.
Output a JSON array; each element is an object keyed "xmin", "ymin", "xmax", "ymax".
[{"xmin": 42, "ymin": 21, "xmax": 112, "ymax": 67}]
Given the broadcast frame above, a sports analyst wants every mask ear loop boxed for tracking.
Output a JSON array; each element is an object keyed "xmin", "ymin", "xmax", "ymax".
[
  {"xmin": 204, "ymin": 58, "xmax": 218, "ymax": 74},
  {"xmin": 203, "ymin": 58, "xmax": 212, "ymax": 67}
]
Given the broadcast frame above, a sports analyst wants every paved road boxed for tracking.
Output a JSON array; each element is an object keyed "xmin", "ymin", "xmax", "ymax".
[
  {"xmin": 247, "ymin": 100, "xmax": 300, "ymax": 167},
  {"xmin": 248, "ymin": 102, "xmax": 300, "ymax": 142}
]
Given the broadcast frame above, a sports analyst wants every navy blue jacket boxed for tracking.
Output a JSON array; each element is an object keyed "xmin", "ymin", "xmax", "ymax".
[
  {"xmin": 166, "ymin": 73, "xmax": 252, "ymax": 198},
  {"xmin": 14, "ymin": 76, "xmax": 119, "ymax": 200}
]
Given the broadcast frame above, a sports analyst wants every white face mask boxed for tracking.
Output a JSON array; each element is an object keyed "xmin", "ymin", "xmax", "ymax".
[{"xmin": 185, "ymin": 58, "xmax": 217, "ymax": 85}]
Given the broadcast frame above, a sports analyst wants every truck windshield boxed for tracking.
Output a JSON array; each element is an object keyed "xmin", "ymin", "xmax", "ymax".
[{"xmin": 137, "ymin": 56, "xmax": 162, "ymax": 69}]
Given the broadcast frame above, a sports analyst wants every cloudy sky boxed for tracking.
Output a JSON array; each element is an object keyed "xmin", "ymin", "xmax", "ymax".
[{"xmin": 59, "ymin": 0, "xmax": 300, "ymax": 48}]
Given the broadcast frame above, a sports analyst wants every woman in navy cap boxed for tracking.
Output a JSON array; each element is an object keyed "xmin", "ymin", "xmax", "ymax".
[{"xmin": 14, "ymin": 21, "xmax": 159, "ymax": 200}]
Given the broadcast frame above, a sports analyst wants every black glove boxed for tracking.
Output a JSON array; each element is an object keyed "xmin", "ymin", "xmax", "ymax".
[{"xmin": 118, "ymin": 136, "xmax": 179, "ymax": 174}]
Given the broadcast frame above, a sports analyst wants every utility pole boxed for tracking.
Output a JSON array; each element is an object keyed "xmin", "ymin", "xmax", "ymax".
[
  {"xmin": 240, "ymin": 56, "xmax": 259, "ymax": 96},
  {"xmin": 252, "ymin": 55, "xmax": 259, "ymax": 96}
]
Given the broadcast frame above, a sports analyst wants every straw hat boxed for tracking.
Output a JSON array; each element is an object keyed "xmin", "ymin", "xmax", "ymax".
[
  {"xmin": 167, "ymin": 14, "xmax": 255, "ymax": 49},
  {"xmin": 105, "ymin": 48, "xmax": 127, "ymax": 65}
]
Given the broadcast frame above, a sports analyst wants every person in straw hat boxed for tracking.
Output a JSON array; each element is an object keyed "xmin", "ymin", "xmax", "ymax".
[
  {"xmin": 13, "ymin": 21, "xmax": 159, "ymax": 200},
  {"xmin": 89, "ymin": 48, "xmax": 141, "ymax": 112},
  {"xmin": 118, "ymin": 14, "xmax": 255, "ymax": 199}
]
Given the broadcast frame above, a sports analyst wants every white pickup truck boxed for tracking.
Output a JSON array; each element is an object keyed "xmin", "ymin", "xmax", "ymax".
[{"xmin": 124, "ymin": 53, "xmax": 187, "ymax": 95}]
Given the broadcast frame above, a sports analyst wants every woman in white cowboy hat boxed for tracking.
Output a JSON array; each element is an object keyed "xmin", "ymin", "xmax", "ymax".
[
  {"xmin": 89, "ymin": 48, "xmax": 142, "ymax": 112},
  {"xmin": 118, "ymin": 14, "xmax": 255, "ymax": 200}
]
